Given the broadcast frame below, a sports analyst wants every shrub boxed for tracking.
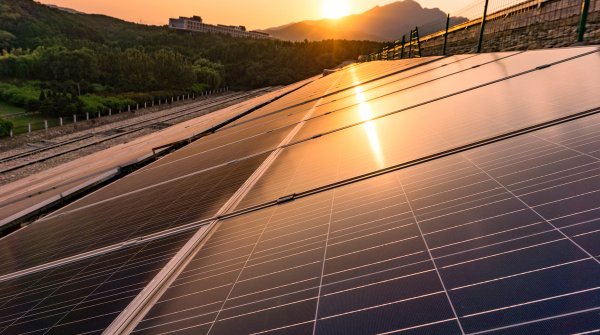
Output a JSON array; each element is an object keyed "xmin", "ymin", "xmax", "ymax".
[
  {"xmin": 0, "ymin": 82, "xmax": 40, "ymax": 107},
  {"xmin": 79, "ymin": 94, "xmax": 136, "ymax": 113},
  {"xmin": 190, "ymin": 83, "xmax": 211, "ymax": 95},
  {"xmin": 0, "ymin": 118, "xmax": 14, "ymax": 137}
]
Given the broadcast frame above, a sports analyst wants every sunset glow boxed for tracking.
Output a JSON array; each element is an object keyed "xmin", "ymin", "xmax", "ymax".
[{"xmin": 322, "ymin": 0, "xmax": 350, "ymax": 19}]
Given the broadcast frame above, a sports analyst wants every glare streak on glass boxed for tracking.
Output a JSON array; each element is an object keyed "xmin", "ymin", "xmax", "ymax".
[{"xmin": 356, "ymin": 86, "xmax": 385, "ymax": 170}]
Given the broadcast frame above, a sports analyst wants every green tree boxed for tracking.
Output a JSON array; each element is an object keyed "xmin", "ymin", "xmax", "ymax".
[
  {"xmin": 0, "ymin": 118, "xmax": 14, "ymax": 137},
  {"xmin": 0, "ymin": 30, "xmax": 16, "ymax": 49}
]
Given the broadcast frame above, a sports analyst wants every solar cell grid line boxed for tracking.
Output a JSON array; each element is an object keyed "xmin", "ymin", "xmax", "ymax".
[
  {"xmin": 393, "ymin": 122, "xmax": 600, "ymax": 333},
  {"xmin": 136, "ymin": 74, "xmax": 339, "ymax": 167},
  {"xmin": 234, "ymin": 49, "xmax": 600, "ymax": 210},
  {"xmin": 0, "ymin": 153, "xmax": 270, "ymax": 277},
  {"xmin": 0, "ymin": 82, "xmax": 305, "ymax": 223},
  {"xmin": 48, "ymin": 71, "xmax": 350, "ymax": 216},
  {"xmin": 131, "ymin": 173, "xmax": 463, "ymax": 335},
  {"xmin": 227, "ymin": 75, "xmax": 343, "ymax": 123},
  {"xmin": 138, "ymin": 115, "xmax": 305, "ymax": 170},
  {"xmin": 0, "ymin": 84, "xmax": 308, "ymax": 229},
  {"xmin": 295, "ymin": 48, "xmax": 598, "ymax": 126},
  {"xmin": 220, "ymin": 58, "xmax": 439, "ymax": 130},
  {"xmin": 133, "ymin": 110, "xmax": 600, "ymax": 335},
  {"xmin": 35, "ymin": 86, "xmax": 312, "ymax": 222},
  {"xmin": 164, "ymin": 56, "xmax": 477, "ymax": 166},
  {"xmin": 211, "ymin": 55, "xmax": 478, "ymax": 141},
  {"xmin": 0, "ymin": 229, "xmax": 196, "ymax": 335},
  {"xmin": 60, "ymin": 125, "xmax": 297, "ymax": 211},
  {"xmin": 18, "ymin": 103, "xmax": 596, "ymax": 294}
]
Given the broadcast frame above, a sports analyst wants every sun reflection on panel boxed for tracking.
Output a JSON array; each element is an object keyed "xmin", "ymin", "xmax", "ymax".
[{"xmin": 355, "ymin": 87, "xmax": 386, "ymax": 169}]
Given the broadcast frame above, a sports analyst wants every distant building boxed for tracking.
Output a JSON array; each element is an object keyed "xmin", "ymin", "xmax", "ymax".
[{"xmin": 169, "ymin": 16, "xmax": 274, "ymax": 40}]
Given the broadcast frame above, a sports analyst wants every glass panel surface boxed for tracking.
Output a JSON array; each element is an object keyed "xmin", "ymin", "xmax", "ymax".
[
  {"xmin": 135, "ymin": 110, "xmax": 600, "ymax": 334},
  {"xmin": 0, "ymin": 154, "xmax": 269, "ymax": 276},
  {"xmin": 237, "ymin": 50, "xmax": 600, "ymax": 209},
  {"xmin": 0, "ymin": 230, "xmax": 194, "ymax": 335}
]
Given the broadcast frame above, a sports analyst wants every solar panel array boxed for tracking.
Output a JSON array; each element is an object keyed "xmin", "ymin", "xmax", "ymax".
[
  {"xmin": 0, "ymin": 82, "xmax": 312, "ymax": 229},
  {"xmin": 1, "ymin": 46, "xmax": 600, "ymax": 334}
]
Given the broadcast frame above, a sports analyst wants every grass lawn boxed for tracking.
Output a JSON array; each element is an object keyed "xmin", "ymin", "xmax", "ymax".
[
  {"xmin": 0, "ymin": 101, "xmax": 63, "ymax": 135},
  {"xmin": 0, "ymin": 101, "xmax": 25, "ymax": 115}
]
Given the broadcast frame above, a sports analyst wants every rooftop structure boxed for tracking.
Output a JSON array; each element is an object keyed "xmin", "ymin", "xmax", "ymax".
[{"xmin": 169, "ymin": 15, "xmax": 273, "ymax": 40}]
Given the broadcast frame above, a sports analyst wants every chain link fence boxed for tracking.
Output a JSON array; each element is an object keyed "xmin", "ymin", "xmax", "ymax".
[{"xmin": 360, "ymin": 0, "xmax": 600, "ymax": 61}]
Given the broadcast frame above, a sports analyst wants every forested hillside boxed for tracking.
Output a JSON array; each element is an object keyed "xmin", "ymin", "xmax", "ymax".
[{"xmin": 0, "ymin": 0, "xmax": 385, "ymax": 118}]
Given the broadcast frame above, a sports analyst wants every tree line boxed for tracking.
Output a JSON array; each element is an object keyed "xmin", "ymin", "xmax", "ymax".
[{"xmin": 0, "ymin": 0, "xmax": 385, "ymax": 117}]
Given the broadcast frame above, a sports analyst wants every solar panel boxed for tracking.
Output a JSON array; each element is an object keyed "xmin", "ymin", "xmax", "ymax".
[
  {"xmin": 133, "ymin": 107, "xmax": 600, "ymax": 334},
  {"xmin": 0, "ymin": 83, "xmax": 310, "ymax": 227},
  {"xmin": 0, "ymin": 230, "xmax": 195, "ymax": 334},
  {"xmin": 235, "ymin": 49, "xmax": 600, "ymax": 209},
  {"xmin": 2, "ymin": 47, "xmax": 600, "ymax": 334},
  {"xmin": 0, "ymin": 154, "xmax": 269, "ymax": 276},
  {"xmin": 59, "ymin": 125, "xmax": 297, "ymax": 210}
]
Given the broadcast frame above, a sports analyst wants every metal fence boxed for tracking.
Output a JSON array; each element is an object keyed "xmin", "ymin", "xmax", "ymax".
[
  {"xmin": 360, "ymin": 0, "xmax": 599, "ymax": 61},
  {"xmin": 2, "ymin": 88, "xmax": 230, "ymax": 137}
]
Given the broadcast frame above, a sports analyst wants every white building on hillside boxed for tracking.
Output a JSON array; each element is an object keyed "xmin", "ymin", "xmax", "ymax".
[{"xmin": 169, "ymin": 16, "xmax": 274, "ymax": 40}]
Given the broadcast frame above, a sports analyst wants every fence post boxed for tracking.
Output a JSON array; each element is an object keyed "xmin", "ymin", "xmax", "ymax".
[
  {"xmin": 44, "ymin": 120, "xmax": 47, "ymax": 130},
  {"xmin": 578, "ymin": 0, "xmax": 591, "ymax": 42},
  {"xmin": 443, "ymin": 14, "xmax": 450, "ymax": 56},
  {"xmin": 9, "ymin": 130, "xmax": 12, "ymax": 137},
  {"xmin": 128, "ymin": 105, "xmax": 130, "ymax": 112},
  {"xmin": 145, "ymin": 102, "xmax": 147, "ymax": 108},
  {"xmin": 86, "ymin": 113, "xmax": 89, "ymax": 120},
  {"xmin": 400, "ymin": 35, "xmax": 405, "ymax": 59},
  {"xmin": 137, "ymin": 104, "xmax": 139, "ymax": 110},
  {"xmin": 74, "ymin": 115, "xmax": 76, "ymax": 123},
  {"xmin": 60, "ymin": 117, "xmax": 63, "ymax": 126},
  {"xmin": 109, "ymin": 109, "xmax": 112, "ymax": 116},
  {"xmin": 28, "ymin": 123, "xmax": 31, "ymax": 133},
  {"xmin": 408, "ymin": 30, "xmax": 413, "ymax": 58},
  {"xmin": 98, "ymin": 112, "xmax": 101, "ymax": 118},
  {"xmin": 477, "ymin": 0, "xmax": 490, "ymax": 53}
]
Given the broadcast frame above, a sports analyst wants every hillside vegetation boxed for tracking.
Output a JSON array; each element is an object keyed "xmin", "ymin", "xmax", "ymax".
[{"xmin": 0, "ymin": 0, "xmax": 385, "ymax": 118}]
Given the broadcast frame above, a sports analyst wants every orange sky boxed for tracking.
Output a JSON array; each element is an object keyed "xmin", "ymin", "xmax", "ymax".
[{"xmin": 37, "ymin": 0, "xmax": 473, "ymax": 30}]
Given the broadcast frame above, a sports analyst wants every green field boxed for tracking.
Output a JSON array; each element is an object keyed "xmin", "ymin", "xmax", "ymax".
[
  {"xmin": 0, "ymin": 101, "xmax": 25, "ymax": 115},
  {"xmin": 0, "ymin": 101, "xmax": 63, "ymax": 135}
]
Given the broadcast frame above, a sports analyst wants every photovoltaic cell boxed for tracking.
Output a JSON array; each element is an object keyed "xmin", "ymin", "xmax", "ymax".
[
  {"xmin": 0, "ymin": 87, "xmax": 300, "ymax": 225},
  {"xmin": 61, "ymin": 125, "xmax": 295, "ymax": 210},
  {"xmin": 0, "ymin": 153, "xmax": 269, "ymax": 277},
  {"xmin": 220, "ymin": 57, "xmax": 441, "ymax": 131},
  {"xmin": 2, "ymin": 48, "xmax": 600, "ymax": 334},
  {"xmin": 134, "ymin": 107, "xmax": 600, "ymax": 334},
  {"xmin": 236, "ymin": 49, "xmax": 600, "ymax": 209},
  {"xmin": 0, "ymin": 230, "xmax": 195, "ymax": 335},
  {"xmin": 302, "ymin": 48, "xmax": 597, "ymax": 124},
  {"xmin": 117, "ymin": 54, "xmax": 492, "ymax": 204},
  {"xmin": 217, "ymin": 57, "xmax": 450, "ymax": 135}
]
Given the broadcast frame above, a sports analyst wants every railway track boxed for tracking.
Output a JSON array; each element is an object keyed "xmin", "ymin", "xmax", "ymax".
[{"xmin": 0, "ymin": 88, "xmax": 276, "ymax": 174}]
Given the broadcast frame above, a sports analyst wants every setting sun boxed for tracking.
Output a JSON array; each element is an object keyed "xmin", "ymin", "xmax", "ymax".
[{"xmin": 322, "ymin": 0, "xmax": 350, "ymax": 19}]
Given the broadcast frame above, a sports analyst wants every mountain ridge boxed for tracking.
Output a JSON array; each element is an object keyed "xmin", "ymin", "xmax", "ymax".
[
  {"xmin": 262, "ymin": 0, "xmax": 452, "ymax": 42},
  {"xmin": 46, "ymin": 4, "xmax": 86, "ymax": 15}
]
